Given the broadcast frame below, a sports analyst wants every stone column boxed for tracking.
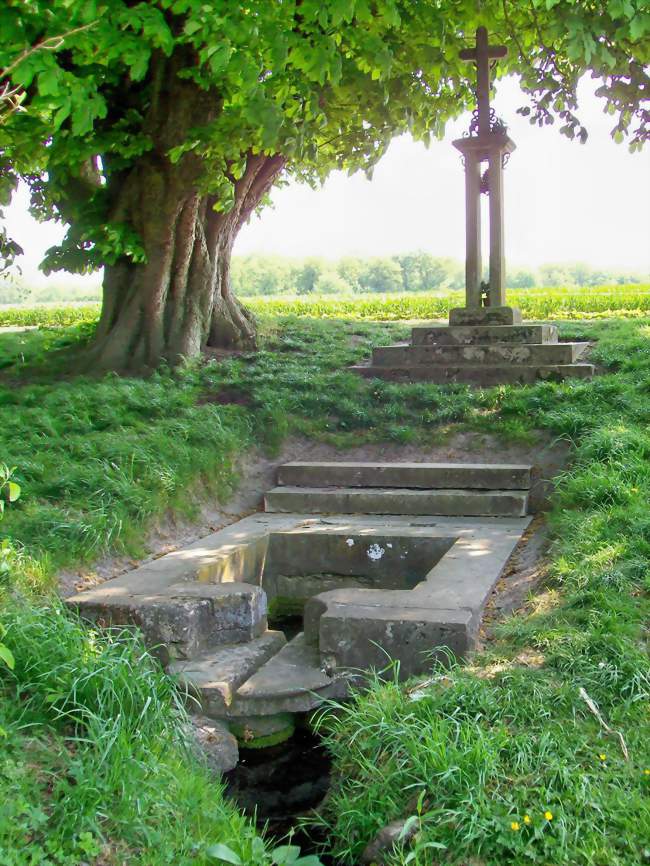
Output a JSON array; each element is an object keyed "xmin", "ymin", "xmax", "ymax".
[
  {"xmin": 488, "ymin": 149, "xmax": 506, "ymax": 306},
  {"xmin": 465, "ymin": 154, "xmax": 482, "ymax": 309}
]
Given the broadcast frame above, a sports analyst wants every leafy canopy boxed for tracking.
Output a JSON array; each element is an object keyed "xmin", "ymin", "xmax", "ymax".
[{"xmin": 0, "ymin": 0, "xmax": 648, "ymax": 274}]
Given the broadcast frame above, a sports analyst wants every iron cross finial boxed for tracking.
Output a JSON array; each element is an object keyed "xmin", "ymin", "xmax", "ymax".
[{"xmin": 460, "ymin": 27, "xmax": 507, "ymax": 137}]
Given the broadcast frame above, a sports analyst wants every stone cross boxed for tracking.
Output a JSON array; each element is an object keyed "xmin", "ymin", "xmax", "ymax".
[
  {"xmin": 452, "ymin": 27, "xmax": 516, "ymax": 321},
  {"xmin": 460, "ymin": 26, "xmax": 507, "ymax": 137}
]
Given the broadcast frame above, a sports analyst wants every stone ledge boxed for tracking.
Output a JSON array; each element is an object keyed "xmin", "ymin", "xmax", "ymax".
[
  {"xmin": 372, "ymin": 342, "xmax": 587, "ymax": 366},
  {"xmin": 265, "ymin": 486, "xmax": 529, "ymax": 517},
  {"xmin": 351, "ymin": 363, "xmax": 595, "ymax": 385},
  {"xmin": 277, "ymin": 461, "xmax": 533, "ymax": 491}
]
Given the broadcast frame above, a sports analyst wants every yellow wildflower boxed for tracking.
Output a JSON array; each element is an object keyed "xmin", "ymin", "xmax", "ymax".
[
  {"xmin": 544, "ymin": 811, "xmax": 553, "ymax": 821},
  {"xmin": 510, "ymin": 821, "xmax": 520, "ymax": 831},
  {"xmin": 644, "ymin": 769, "xmax": 650, "ymax": 776},
  {"xmin": 523, "ymin": 815, "xmax": 531, "ymax": 825},
  {"xmin": 598, "ymin": 753, "xmax": 606, "ymax": 761}
]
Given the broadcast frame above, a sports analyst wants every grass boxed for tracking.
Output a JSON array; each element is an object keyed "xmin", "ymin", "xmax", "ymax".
[
  {"xmin": 0, "ymin": 602, "xmax": 271, "ymax": 866},
  {"xmin": 1, "ymin": 283, "xmax": 649, "ymax": 329},
  {"xmin": 0, "ymin": 311, "xmax": 649, "ymax": 864}
]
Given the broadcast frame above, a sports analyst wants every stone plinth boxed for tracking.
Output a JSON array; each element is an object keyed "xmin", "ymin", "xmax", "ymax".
[
  {"xmin": 449, "ymin": 305, "xmax": 521, "ymax": 326},
  {"xmin": 351, "ymin": 315, "xmax": 594, "ymax": 386}
]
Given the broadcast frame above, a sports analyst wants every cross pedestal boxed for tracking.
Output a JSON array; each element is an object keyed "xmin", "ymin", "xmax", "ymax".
[
  {"xmin": 450, "ymin": 27, "xmax": 519, "ymax": 327},
  {"xmin": 451, "ymin": 132, "xmax": 517, "ymax": 325}
]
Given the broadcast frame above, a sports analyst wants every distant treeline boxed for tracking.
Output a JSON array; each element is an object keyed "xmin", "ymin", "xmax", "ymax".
[
  {"xmin": 0, "ymin": 253, "xmax": 647, "ymax": 303},
  {"xmin": 231, "ymin": 253, "xmax": 648, "ymax": 297}
]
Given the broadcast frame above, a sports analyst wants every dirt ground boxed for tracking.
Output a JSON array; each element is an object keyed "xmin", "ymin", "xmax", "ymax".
[{"xmin": 58, "ymin": 430, "xmax": 569, "ymax": 599}]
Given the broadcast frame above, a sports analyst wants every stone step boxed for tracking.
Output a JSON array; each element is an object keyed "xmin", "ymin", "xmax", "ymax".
[
  {"xmin": 226, "ymin": 633, "xmax": 348, "ymax": 717},
  {"xmin": 350, "ymin": 363, "xmax": 594, "ymax": 385},
  {"xmin": 265, "ymin": 486, "xmax": 529, "ymax": 517},
  {"xmin": 277, "ymin": 461, "xmax": 533, "ymax": 491},
  {"xmin": 169, "ymin": 630, "xmax": 286, "ymax": 717},
  {"xmin": 372, "ymin": 341, "xmax": 587, "ymax": 366},
  {"xmin": 411, "ymin": 323, "xmax": 558, "ymax": 346}
]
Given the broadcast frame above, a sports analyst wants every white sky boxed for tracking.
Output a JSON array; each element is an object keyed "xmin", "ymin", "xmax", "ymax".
[{"xmin": 4, "ymin": 75, "xmax": 650, "ymax": 288}]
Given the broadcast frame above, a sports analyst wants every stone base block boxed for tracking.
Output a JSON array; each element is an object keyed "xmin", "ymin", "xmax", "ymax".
[
  {"xmin": 449, "ymin": 306, "xmax": 522, "ymax": 326},
  {"xmin": 412, "ymin": 324, "xmax": 558, "ymax": 346},
  {"xmin": 318, "ymin": 603, "xmax": 473, "ymax": 678}
]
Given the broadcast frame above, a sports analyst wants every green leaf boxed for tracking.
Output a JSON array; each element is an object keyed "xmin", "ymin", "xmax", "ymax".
[
  {"xmin": 7, "ymin": 482, "xmax": 20, "ymax": 503},
  {"xmin": 38, "ymin": 67, "xmax": 61, "ymax": 97},
  {"xmin": 205, "ymin": 844, "xmax": 243, "ymax": 865},
  {"xmin": 272, "ymin": 846, "xmax": 301, "ymax": 865},
  {"xmin": 0, "ymin": 644, "xmax": 15, "ymax": 670}
]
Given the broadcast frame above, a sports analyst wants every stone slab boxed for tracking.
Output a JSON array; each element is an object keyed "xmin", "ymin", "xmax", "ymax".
[
  {"xmin": 226, "ymin": 633, "xmax": 348, "ymax": 716},
  {"xmin": 318, "ymin": 602, "xmax": 473, "ymax": 677},
  {"xmin": 69, "ymin": 581, "xmax": 267, "ymax": 663},
  {"xmin": 265, "ymin": 487, "xmax": 529, "ymax": 517},
  {"xmin": 277, "ymin": 461, "xmax": 533, "ymax": 491},
  {"xmin": 169, "ymin": 630, "xmax": 286, "ymax": 715},
  {"xmin": 351, "ymin": 363, "xmax": 595, "ymax": 385},
  {"xmin": 372, "ymin": 342, "xmax": 587, "ymax": 366},
  {"xmin": 449, "ymin": 306, "xmax": 522, "ymax": 325},
  {"xmin": 411, "ymin": 324, "xmax": 558, "ymax": 346}
]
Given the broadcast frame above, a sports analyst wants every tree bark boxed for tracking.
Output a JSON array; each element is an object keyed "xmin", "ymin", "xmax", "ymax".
[{"xmin": 88, "ymin": 59, "xmax": 286, "ymax": 371}]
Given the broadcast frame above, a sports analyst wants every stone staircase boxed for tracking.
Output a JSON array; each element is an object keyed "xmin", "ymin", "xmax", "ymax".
[
  {"xmin": 68, "ymin": 460, "xmax": 535, "ymax": 763},
  {"xmin": 265, "ymin": 461, "xmax": 533, "ymax": 517},
  {"xmin": 351, "ymin": 309, "xmax": 594, "ymax": 385}
]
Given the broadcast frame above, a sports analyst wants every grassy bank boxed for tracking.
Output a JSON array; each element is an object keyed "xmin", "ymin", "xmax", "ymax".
[
  {"xmin": 1, "ymin": 314, "xmax": 649, "ymax": 864},
  {"xmin": 0, "ymin": 601, "xmax": 273, "ymax": 866},
  {"xmin": 1, "ymin": 284, "xmax": 649, "ymax": 330}
]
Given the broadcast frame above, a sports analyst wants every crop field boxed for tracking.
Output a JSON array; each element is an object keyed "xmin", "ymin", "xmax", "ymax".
[
  {"xmin": 0, "ymin": 284, "xmax": 649, "ymax": 329},
  {"xmin": 245, "ymin": 284, "xmax": 650, "ymax": 320}
]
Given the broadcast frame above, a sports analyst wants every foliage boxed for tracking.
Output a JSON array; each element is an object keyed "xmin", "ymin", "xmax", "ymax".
[
  {"xmin": 231, "ymin": 255, "xmax": 647, "ymax": 297},
  {"xmin": 0, "ymin": 601, "xmax": 280, "ymax": 865},
  {"xmin": 0, "ymin": 0, "xmax": 648, "ymax": 277}
]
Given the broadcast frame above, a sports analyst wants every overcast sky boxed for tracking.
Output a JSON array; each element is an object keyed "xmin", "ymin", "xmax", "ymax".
[{"xmin": 5, "ymin": 75, "xmax": 650, "ymax": 288}]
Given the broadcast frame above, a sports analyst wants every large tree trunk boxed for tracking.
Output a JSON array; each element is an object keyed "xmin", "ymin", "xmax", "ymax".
[{"xmin": 88, "ymin": 60, "xmax": 285, "ymax": 371}]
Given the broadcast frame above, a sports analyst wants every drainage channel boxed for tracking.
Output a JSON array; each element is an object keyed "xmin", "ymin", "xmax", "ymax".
[{"xmin": 223, "ymin": 726, "xmax": 335, "ymax": 863}]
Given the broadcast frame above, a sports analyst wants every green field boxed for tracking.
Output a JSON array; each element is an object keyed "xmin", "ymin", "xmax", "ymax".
[
  {"xmin": 1, "ymin": 313, "xmax": 649, "ymax": 864},
  {"xmin": 1, "ymin": 284, "xmax": 649, "ymax": 330}
]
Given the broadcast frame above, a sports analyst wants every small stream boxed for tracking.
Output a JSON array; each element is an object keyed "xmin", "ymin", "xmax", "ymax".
[{"xmin": 224, "ymin": 727, "xmax": 334, "ymax": 863}]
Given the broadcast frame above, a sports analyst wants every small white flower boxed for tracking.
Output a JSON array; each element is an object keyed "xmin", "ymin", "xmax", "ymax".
[
  {"xmin": 346, "ymin": 538, "xmax": 355, "ymax": 547},
  {"xmin": 367, "ymin": 543, "xmax": 385, "ymax": 561}
]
